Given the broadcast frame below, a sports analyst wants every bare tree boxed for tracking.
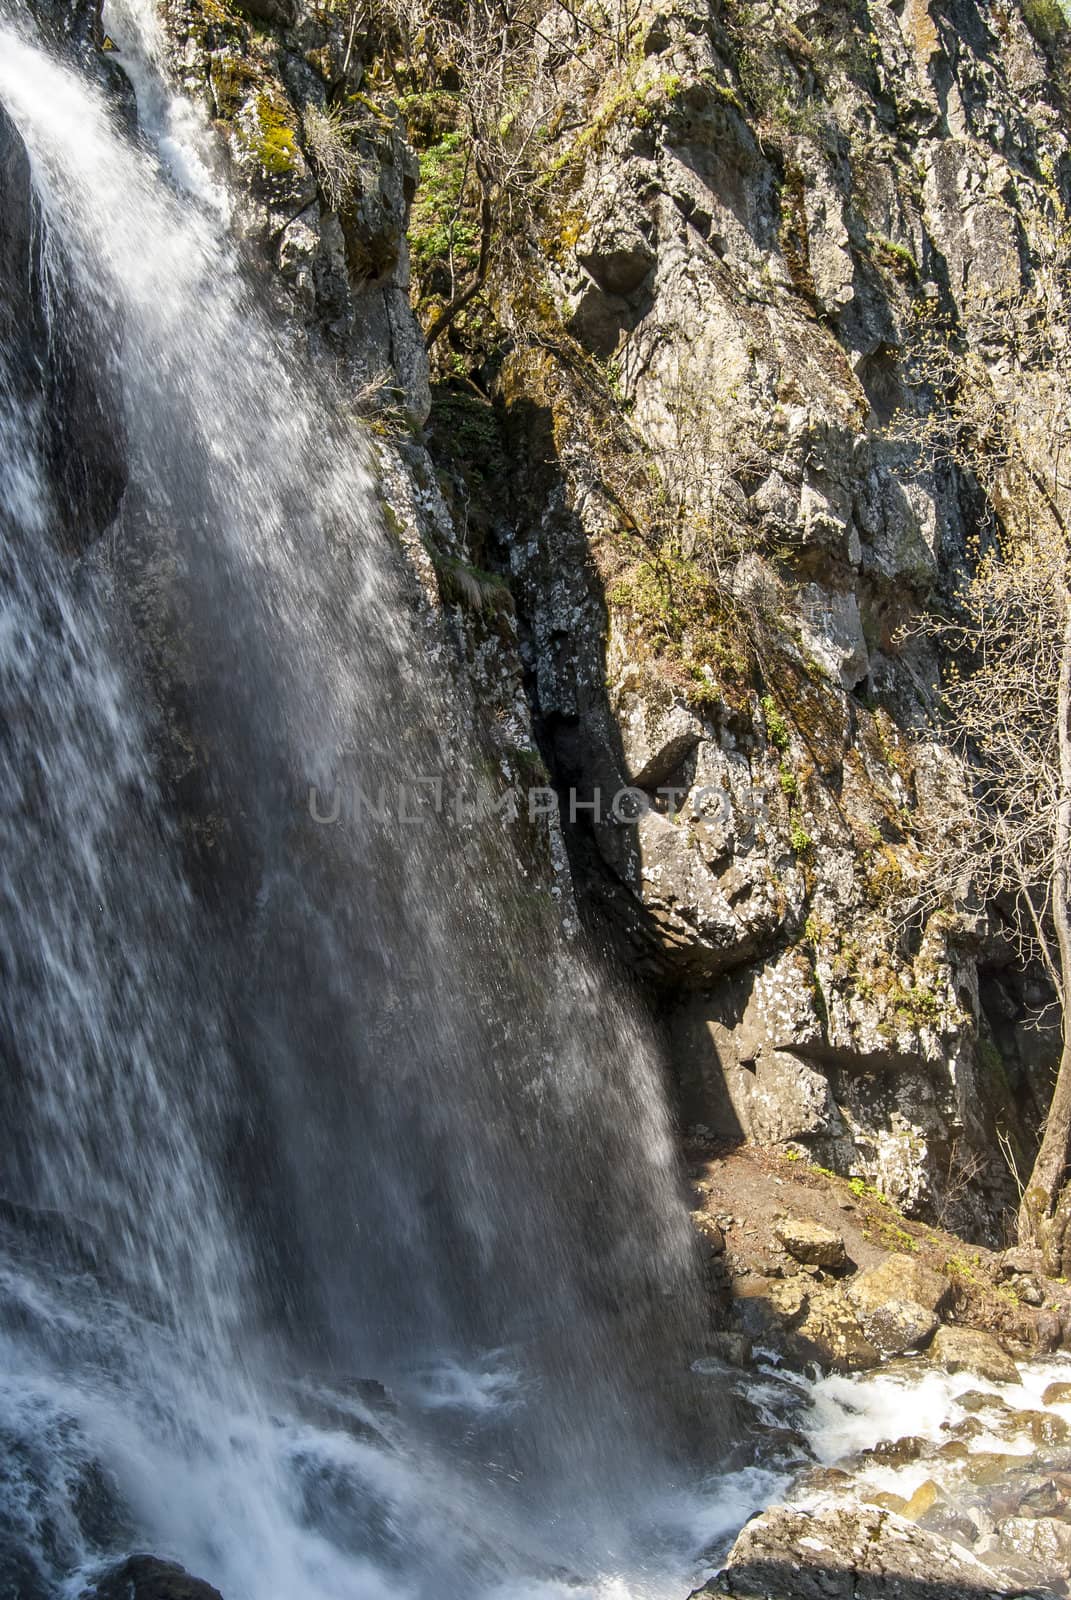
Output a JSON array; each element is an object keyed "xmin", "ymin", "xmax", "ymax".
[
  {"xmin": 895, "ymin": 207, "xmax": 1071, "ymax": 1268},
  {"xmin": 369, "ymin": 0, "xmax": 547, "ymax": 350}
]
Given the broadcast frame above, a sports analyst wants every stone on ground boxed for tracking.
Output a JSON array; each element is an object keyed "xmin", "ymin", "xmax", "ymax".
[
  {"xmin": 774, "ymin": 1218, "xmax": 847, "ymax": 1270},
  {"xmin": 81, "ymin": 1556, "xmax": 224, "ymax": 1600}
]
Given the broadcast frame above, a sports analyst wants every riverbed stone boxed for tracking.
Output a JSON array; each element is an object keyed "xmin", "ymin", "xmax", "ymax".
[
  {"xmin": 991, "ymin": 1517, "xmax": 1071, "ymax": 1577},
  {"xmin": 929, "ymin": 1326, "xmax": 1020, "ymax": 1385},
  {"xmin": 957, "ymin": 1389, "xmax": 1013, "ymax": 1416},
  {"xmin": 858, "ymin": 1436, "xmax": 928, "ymax": 1467},
  {"xmin": 901, "ymin": 1480, "xmax": 942, "ymax": 1522}
]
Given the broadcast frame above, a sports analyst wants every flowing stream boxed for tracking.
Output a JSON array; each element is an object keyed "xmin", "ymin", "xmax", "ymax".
[{"xmin": 0, "ymin": 8, "xmax": 746, "ymax": 1596}]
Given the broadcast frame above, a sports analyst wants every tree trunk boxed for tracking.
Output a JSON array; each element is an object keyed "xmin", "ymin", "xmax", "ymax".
[{"xmin": 1020, "ymin": 586, "xmax": 1071, "ymax": 1268}]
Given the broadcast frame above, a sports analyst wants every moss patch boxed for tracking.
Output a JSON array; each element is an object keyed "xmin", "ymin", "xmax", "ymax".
[
  {"xmin": 609, "ymin": 552, "xmax": 751, "ymax": 711},
  {"xmin": 237, "ymin": 91, "xmax": 300, "ymax": 175}
]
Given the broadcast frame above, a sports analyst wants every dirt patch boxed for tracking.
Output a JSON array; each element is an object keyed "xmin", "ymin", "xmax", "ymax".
[{"xmin": 689, "ymin": 1142, "xmax": 1069, "ymax": 1364}]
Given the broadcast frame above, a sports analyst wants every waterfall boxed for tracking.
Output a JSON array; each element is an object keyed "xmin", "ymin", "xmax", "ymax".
[{"xmin": 0, "ymin": 9, "xmax": 730, "ymax": 1597}]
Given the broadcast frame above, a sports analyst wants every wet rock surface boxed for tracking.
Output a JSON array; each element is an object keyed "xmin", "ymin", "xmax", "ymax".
[
  {"xmin": 81, "ymin": 1557, "xmax": 224, "ymax": 1600},
  {"xmin": 0, "ymin": 101, "xmax": 126, "ymax": 553},
  {"xmin": 694, "ymin": 1345, "xmax": 1071, "ymax": 1600}
]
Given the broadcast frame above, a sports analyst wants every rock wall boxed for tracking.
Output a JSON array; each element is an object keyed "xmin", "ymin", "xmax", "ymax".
[
  {"xmin": 33, "ymin": 0, "xmax": 1071, "ymax": 1241},
  {"xmin": 485, "ymin": 0, "xmax": 1071, "ymax": 1236}
]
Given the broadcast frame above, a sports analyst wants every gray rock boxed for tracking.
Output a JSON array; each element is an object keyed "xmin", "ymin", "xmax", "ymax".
[
  {"xmin": 987, "ymin": 1517, "xmax": 1071, "ymax": 1582},
  {"xmin": 699, "ymin": 1496, "xmax": 1015, "ymax": 1599},
  {"xmin": 577, "ymin": 213, "xmax": 656, "ymax": 297},
  {"xmin": 847, "ymin": 1255, "xmax": 951, "ymax": 1355},
  {"xmin": 1000, "ymin": 1246, "xmax": 1045, "ymax": 1279},
  {"xmin": 707, "ymin": 1331, "xmax": 754, "ymax": 1367},
  {"xmin": 774, "ymin": 1219, "xmax": 847, "ymax": 1270},
  {"xmin": 929, "ymin": 1326, "xmax": 1020, "ymax": 1386}
]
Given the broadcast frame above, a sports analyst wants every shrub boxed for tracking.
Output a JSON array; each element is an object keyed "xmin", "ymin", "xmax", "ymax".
[{"xmin": 302, "ymin": 102, "xmax": 365, "ymax": 211}]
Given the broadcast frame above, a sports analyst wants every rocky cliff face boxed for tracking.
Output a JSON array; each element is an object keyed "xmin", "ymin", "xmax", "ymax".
[
  {"xmin": 482, "ymin": 0, "xmax": 1071, "ymax": 1239},
  {"xmin": 38, "ymin": 0, "xmax": 1071, "ymax": 1240}
]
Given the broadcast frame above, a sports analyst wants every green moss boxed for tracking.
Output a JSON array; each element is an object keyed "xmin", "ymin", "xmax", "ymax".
[
  {"xmin": 888, "ymin": 980, "xmax": 940, "ymax": 1026},
  {"xmin": 609, "ymin": 552, "xmax": 749, "ymax": 710},
  {"xmin": 240, "ymin": 92, "xmax": 299, "ymax": 175},
  {"xmin": 872, "ymin": 235, "xmax": 920, "ymax": 282},
  {"xmin": 789, "ymin": 815, "xmax": 813, "ymax": 855},
  {"xmin": 946, "ymin": 1250, "xmax": 985, "ymax": 1283},
  {"xmin": 1023, "ymin": 0, "xmax": 1069, "ymax": 47},
  {"xmin": 539, "ymin": 65, "xmax": 683, "ymax": 187},
  {"xmin": 761, "ymin": 693, "xmax": 790, "ymax": 751},
  {"xmin": 345, "ymin": 90, "xmax": 393, "ymax": 127},
  {"xmin": 849, "ymin": 1175, "xmax": 877, "ymax": 1200},
  {"xmin": 865, "ymin": 844, "xmax": 905, "ymax": 903},
  {"xmin": 873, "ymin": 1218, "xmax": 918, "ymax": 1253},
  {"xmin": 209, "ymin": 53, "xmax": 258, "ymax": 119}
]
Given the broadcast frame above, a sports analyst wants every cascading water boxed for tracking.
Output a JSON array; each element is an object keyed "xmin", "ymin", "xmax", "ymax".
[{"xmin": 0, "ymin": 8, "xmax": 753, "ymax": 1596}]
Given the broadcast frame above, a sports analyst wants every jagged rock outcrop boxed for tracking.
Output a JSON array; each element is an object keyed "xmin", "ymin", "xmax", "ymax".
[
  {"xmin": 154, "ymin": 0, "xmax": 429, "ymax": 418},
  {"xmin": 480, "ymin": 0, "xmax": 1071, "ymax": 1234}
]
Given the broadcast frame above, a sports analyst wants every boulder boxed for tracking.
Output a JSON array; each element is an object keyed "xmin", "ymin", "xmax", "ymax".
[
  {"xmin": 847, "ymin": 1255, "xmax": 951, "ymax": 1355},
  {"xmin": 775, "ymin": 1282, "xmax": 881, "ymax": 1373},
  {"xmin": 696, "ymin": 1497, "xmax": 1013, "ymax": 1599},
  {"xmin": 692, "ymin": 1212, "xmax": 726, "ymax": 1253},
  {"xmin": 858, "ymin": 1437, "xmax": 928, "ymax": 1467},
  {"xmin": 1016, "ymin": 1409, "xmax": 1071, "ymax": 1448},
  {"xmin": 1043, "ymin": 1381, "xmax": 1071, "ymax": 1406},
  {"xmin": 962, "ymin": 1450, "xmax": 1030, "ymax": 1486},
  {"xmin": 900, "ymin": 1480, "xmax": 941, "ymax": 1522},
  {"xmin": 1037, "ymin": 1310, "xmax": 1064, "ymax": 1354},
  {"xmin": 929, "ymin": 1326, "xmax": 1020, "ymax": 1386},
  {"xmin": 707, "ymin": 1331, "xmax": 753, "ymax": 1367},
  {"xmin": 866, "ymin": 1490, "xmax": 908, "ymax": 1514},
  {"xmin": 992, "ymin": 1517, "xmax": 1071, "ymax": 1575},
  {"xmin": 81, "ymin": 1556, "xmax": 224, "ymax": 1600},
  {"xmin": 957, "ymin": 1389, "xmax": 1013, "ymax": 1416},
  {"xmin": 774, "ymin": 1219, "xmax": 847, "ymax": 1270},
  {"xmin": 1000, "ymin": 1246, "xmax": 1045, "ymax": 1279}
]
